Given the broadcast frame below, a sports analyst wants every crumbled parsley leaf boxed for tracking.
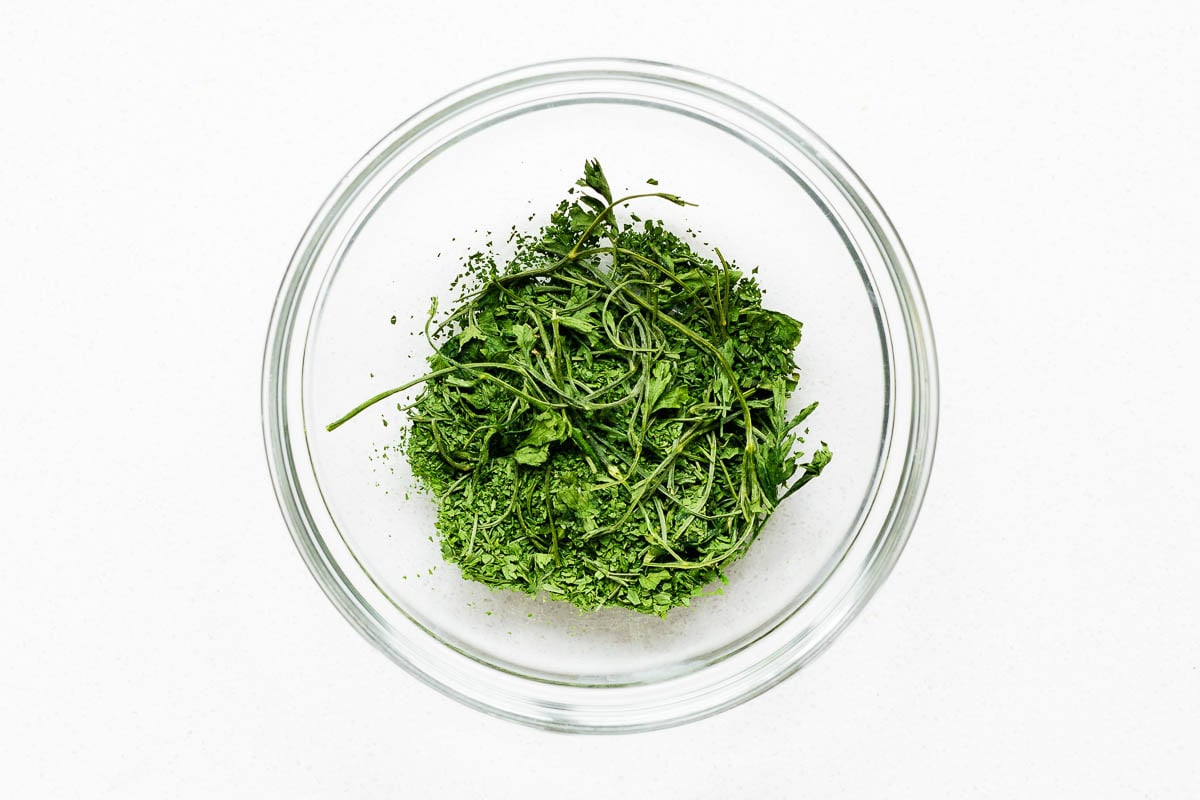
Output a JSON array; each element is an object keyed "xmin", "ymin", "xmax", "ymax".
[{"xmin": 327, "ymin": 160, "xmax": 831, "ymax": 616}]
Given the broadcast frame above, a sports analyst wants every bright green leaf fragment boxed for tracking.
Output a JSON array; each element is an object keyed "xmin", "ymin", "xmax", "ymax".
[{"xmin": 327, "ymin": 160, "xmax": 831, "ymax": 616}]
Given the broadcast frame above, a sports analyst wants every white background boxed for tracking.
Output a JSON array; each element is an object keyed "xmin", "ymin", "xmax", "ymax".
[{"xmin": 2, "ymin": 2, "xmax": 1197, "ymax": 796}]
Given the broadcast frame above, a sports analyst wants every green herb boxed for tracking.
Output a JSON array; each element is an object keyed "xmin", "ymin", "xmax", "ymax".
[{"xmin": 328, "ymin": 161, "xmax": 831, "ymax": 616}]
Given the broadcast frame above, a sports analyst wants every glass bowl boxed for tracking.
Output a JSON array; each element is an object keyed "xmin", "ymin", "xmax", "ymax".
[{"xmin": 262, "ymin": 58, "xmax": 938, "ymax": 732}]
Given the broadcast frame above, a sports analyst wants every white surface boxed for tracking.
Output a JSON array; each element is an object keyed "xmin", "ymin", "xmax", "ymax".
[{"xmin": 1, "ymin": 1, "xmax": 1196, "ymax": 796}]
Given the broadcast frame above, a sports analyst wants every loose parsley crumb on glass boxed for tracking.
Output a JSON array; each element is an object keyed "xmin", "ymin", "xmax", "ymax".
[{"xmin": 328, "ymin": 161, "xmax": 831, "ymax": 616}]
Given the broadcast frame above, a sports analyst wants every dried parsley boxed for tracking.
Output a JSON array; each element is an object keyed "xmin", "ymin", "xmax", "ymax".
[{"xmin": 328, "ymin": 161, "xmax": 831, "ymax": 616}]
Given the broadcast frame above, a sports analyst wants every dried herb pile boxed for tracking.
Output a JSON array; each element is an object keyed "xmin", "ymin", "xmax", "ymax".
[{"xmin": 328, "ymin": 161, "xmax": 830, "ymax": 616}]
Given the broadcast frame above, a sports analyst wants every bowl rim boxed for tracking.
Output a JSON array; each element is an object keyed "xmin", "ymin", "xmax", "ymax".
[{"xmin": 262, "ymin": 57, "xmax": 939, "ymax": 732}]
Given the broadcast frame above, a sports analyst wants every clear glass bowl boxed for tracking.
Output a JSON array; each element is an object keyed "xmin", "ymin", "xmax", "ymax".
[{"xmin": 262, "ymin": 58, "xmax": 938, "ymax": 732}]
